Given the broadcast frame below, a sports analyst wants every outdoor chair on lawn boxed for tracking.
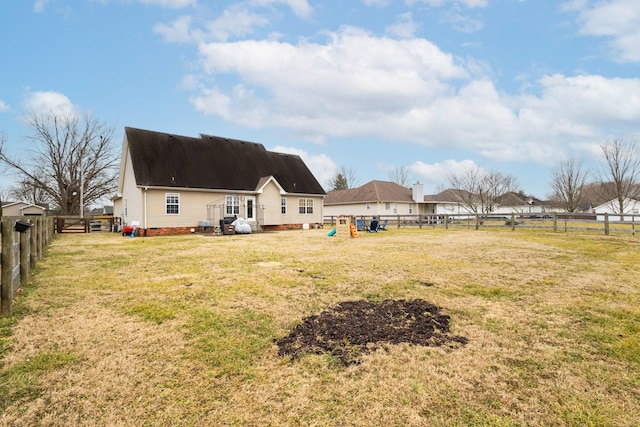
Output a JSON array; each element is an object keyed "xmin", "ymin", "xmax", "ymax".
[
  {"xmin": 378, "ymin": 219, "xmax": 389, "ymax": 231},
  {"xmin": 366, "ymin": 219, "xmax": 379, "ymax": 232},
  {"xmin": 356, "ymin": 219, "xmax": 365, "ymax": 231}
]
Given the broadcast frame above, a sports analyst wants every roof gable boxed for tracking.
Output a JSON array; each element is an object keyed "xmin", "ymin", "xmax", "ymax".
[
  {"xmin": 124, "ymin": 127, "xmax": 325, "ymax": 195},
  {"xmin": 325, "ymin": 180, "xmax": 412, "ymax": 204}
]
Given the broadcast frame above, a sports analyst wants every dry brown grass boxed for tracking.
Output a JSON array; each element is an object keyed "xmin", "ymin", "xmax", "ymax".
[{"xmin": 1, "ymin": 228, "xmax": 639, "ymax": 426}]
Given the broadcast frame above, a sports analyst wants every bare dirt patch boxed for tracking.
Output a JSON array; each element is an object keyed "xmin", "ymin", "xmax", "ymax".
[{"xmin": 276, "ymin": 299, "xmax": 468, "ymax": 365}]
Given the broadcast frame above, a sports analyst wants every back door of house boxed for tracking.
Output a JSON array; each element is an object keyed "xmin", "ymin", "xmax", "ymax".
[{"xmin": 245, "ymin": 196, "xmax": 256, "ymax": 222}]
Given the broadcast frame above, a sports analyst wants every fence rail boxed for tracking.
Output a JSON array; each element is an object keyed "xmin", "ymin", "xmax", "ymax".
[
  {"xmin": 324, "ymin": 212, "xmax": 639, "ymax": 236},
  {"xmin": 1, "ymin": 216, "xmax": 55, "ymax": 317}
]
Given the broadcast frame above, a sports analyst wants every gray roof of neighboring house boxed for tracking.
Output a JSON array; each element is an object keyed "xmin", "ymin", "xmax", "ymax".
[
  {"xmin": 495, "ymin": 192, "xmax": 546, "ymax": 206},
  {"xmin": 423, "ymin": 189, "xmax": 470, "ymax": 203},
  {"xmin": 325, "ymin": 180, "xmax": 413, "ymax": 205},
  {"xmin": 125, "ymin": 127, "xmax": 325, "ymax": 195}
]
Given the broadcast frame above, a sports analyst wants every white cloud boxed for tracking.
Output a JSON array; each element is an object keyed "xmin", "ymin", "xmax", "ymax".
[
  {"xmin": 407, "ymin": 0, "xmax": 487, "ymax": 9},
  {"xmin": 439, "ymin": 9, "xmax": 484, "ymax": 33},
  {"xmin": 192, "ymin": 26, "xmax": 468, "ymax": 125},
  {"xmin": 204, "ymin": 5, "xmax": 270, "ymax": 41},
  {"xmin": 154, "ymin": 5, "xmax": 270, "ymax": 43},
  {"xmin": 572, "ymin": 0, "xmax": 640, "ymax": 62},
  {"xmin": 154, "ymin": 15, "xmax": 195, "ymax": 43},
  {"xmin": 138, "ymin": 0, "xmax": 197, "ymax": 8},
  {"xmin": 33, "ymin": 0, "xmax": 51, "ymax": 13},
  {"xmin": 362, "ymin": 0, "xmax": 392, "ymax": 7},
  {"xmin": 386, "ymin": 12, "xmax": 419, "ymax": 39},
  {"xmin": 22, "ymin": 91, "xmax": 76, "ymax": 118},
  {"xmin": 0, "ymin": 100, "xmax": 9, "ymax": 112},
  {"xmin": 270, "ymin": 145, "xmax": 337, "ymax": 187},
  {"xmin": 250, "ymin": 0, "xmax": 313, "ymax": 19},
  {"xmin": 409, "ymin": 159, "xmax": 480, "ymax": 189},
  {"xmin": 185, "ymin": 22, "xmax": 640, "ymax": 167}
]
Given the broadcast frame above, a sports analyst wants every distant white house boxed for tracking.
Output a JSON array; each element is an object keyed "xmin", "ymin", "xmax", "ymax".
[
  {"xmin": 325, "ymin": 182, "xmax": 552, "ymax": 221},
  {"xmin": 593, "ymin": 198, "xmax": 640, "ymax": 221},
  {"xmin": 2, "ymin": 201, "xmax": 47, "ymax": 216},
  {"xmin": 324, "ymin": 180, "xmax": 423, "ymax": 217}
]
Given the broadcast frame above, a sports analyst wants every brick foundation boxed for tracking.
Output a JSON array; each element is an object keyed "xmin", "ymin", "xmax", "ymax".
[
  {"xmin": 128, "ymin": 224, "xmax": 323, "ymax": 236},
  {"xmin": 263, "ymin": 223, "xmax": 323, "ymax": 232}
]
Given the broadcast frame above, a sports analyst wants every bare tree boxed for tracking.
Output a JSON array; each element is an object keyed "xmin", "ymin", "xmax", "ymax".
[
  {"xmin": 548, "ymin": 159, "xmax": 588, "ymax": 212},
  {"xmin": 0, "ymin": 112, "xmax": 119, "ymax": 215},
  {"xmin": 448, "ymin": 165, "xmax": 520, "ymax": 219},
  {"xmin": 388, "ymin": 166, "xmax": 412, "ymax": 187},
  {"xmin": 10, "ymin": 175, "xmax": 53, "ymax": 207},
  {"xmin": 598, "ymin": 138, "xmax": 640, "ymax": 220},
  {"xmin": 327, "ymin": 165, "xmax": 360, "ymax": 190}
]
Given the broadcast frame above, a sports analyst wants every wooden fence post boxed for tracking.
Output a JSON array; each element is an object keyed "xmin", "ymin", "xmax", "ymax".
[
  {"xmin": 30, "ymin": 217, "xmax": 38, "ymax": 268},
  {"xmin": 604, "ymin": 213, "xmax": 609, "ymax": 236},
  {"xmin": 1, "ymin": 217, "xmax": 16, "ymax": 317},
  {"xmin": 20, "ymin": 225, "xmax": 30, "ymax": 289},
  {"xmin": 553, "ymin": 212, "xmax": 557, "ymax": 232},
  {"xmin": 445, "ymin": 214, "xmax": 449, "ymax": 230}
]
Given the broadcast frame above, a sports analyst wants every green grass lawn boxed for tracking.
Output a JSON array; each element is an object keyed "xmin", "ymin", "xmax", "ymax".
[{"xmin": 1, "ymin": 228, "xmax": 639, "ymax": 426}]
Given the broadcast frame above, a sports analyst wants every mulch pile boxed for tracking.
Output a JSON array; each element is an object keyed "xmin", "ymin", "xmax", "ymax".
[{"xmin": 276, "ymin": 299, "xmax": 468, "ymax": 365}]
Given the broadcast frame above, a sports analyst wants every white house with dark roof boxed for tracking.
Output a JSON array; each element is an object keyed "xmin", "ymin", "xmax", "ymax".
[{"xmin": 112, "ymin": 127, "xmax": 326, "ymax": 236}]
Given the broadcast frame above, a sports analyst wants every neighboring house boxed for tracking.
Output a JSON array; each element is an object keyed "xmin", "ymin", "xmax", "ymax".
[
  {"xmin": 492, "ymin": 192, "xmax": 551, "ymax": 216},
  {"xmin": 424, "ymin": 190, "xmax": 553, "ymax": 218},
  {"xmin": 1, "ymin": 201, "xmax": 47, "ymax": 216},
  {"xmin": 112, "ymin": 127, "xmax": 326, "ymax": 236},
  {"xmin": 89, "ymin": 205, "xmax": 115, "ymax": 232},
  {"xmin": 324, "ymin": 180, "xmax": 423, "ymax": 217},
  {"xmin": 89, "ymin": 206, "xmax": 114, "ymax": 216},
  {"xmin": 423, "ymin": 189, "xmax": 474, "ymax": 217},
  {"xmin": 325, "ymin": 181, "xmax": 554, "ymax": 221},
  {"xmin": 593, "ymin": 198, "xmax": 640, "ymax": 221}
]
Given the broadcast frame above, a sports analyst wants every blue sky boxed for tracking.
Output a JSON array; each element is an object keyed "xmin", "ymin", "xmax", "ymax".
[{"xmin": 1, "ymin": 0, "xmax": 639, "ymax": 199}]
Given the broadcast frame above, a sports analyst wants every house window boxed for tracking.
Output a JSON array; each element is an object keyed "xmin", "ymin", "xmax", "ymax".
[
  {"xmin": 165, "ymin": 193, "xmax": 180, "ymax": 215},
  {"xmin": 409, "ymin": 203, "xmax": 413, "ymax": 214},
  {"xmin": 366, "ymin": 203, "xmax": 370, "ymax": 210},
  {"xmin": 385, "ymin": 202, "xmax": 390, "ymax": 210},
  {"xmin": 394, "ymin": 202, "xmax": 398, "ymax": 214},
  {"xmin": 226, "ymin": 195, "xmax": 240, "ymax": 216},
  {"xmin": 281, "ymin": 198, "xmax": 287, "ymax": 215},
  {"xmin": 299, "ymin": 198, "xmax": 314, "ymax": 214},
  {"xmin": 124, "ymin": 198, "xmax": 128, "ymax": 216}
]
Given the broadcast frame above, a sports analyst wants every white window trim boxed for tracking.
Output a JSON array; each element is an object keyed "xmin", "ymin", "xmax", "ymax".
[
  {"xmin": 298, "ymin": 198, "xmax": 314, "ymax": 215},
  {"xmin": 226, "ymin": 195, "xmax": 240, "ymax": 216},
  {"xmin": 165, "ymin": 193, "xmax": 180, "ymax": 215}
]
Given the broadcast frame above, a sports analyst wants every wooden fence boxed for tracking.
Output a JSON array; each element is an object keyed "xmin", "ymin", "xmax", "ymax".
[
  {"xmin": 324, "ymin": 212, "xmax": 639, "ymax": 236},
  {"xmin": 1, "ymin": 216, "xmax": 55, "ymax": 317}
]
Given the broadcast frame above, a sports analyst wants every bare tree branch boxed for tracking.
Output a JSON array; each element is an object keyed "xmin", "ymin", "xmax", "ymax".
[
  {"xmin": 388, "ymin": 166, "xmax": 413, "ymax": 187},
  {"xmin": 448, "ymin": 165, "xmax": 520, "ymax": 219},
  {"xmin": 327, "ymin": 165, "xmax": 360, "ymax": 190},
  {"xmin": 0, "ymin": 111, "xmax": 119, "ymax": 215},
  {"xmin": 548, "ymin": 159, "xmax": 589, "ymax": 212},
  {"xmin": 598, "ymin": 138, "xmax": 640, "ymax": 220}
]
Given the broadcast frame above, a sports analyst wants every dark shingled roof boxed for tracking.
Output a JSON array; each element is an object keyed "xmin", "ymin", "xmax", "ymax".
[{"xmin": 125, "ymin": 127, "xmax": 325, "ymax": 195}]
